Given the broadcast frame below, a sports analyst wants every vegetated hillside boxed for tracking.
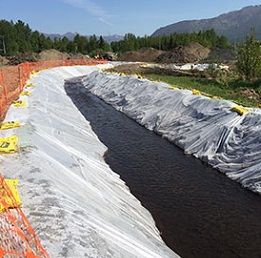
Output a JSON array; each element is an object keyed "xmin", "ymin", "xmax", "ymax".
[{"xmin": 151, "ymin": 5, "xmax": 261, "ymax": 42}]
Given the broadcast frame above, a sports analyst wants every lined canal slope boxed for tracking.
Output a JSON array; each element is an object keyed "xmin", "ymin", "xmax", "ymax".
[
  {"xmin": 81, "ymin": 70, "xmax": 261, "ymax": 194},
  {"xmin": 0, "ymin": 65, "xmax": 179, "ymax": 258}
]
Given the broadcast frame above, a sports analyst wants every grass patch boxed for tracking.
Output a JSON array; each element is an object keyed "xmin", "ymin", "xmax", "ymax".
[{"xmin": 144, "ymin": 74, "xmax": 261, "ymax": 107}]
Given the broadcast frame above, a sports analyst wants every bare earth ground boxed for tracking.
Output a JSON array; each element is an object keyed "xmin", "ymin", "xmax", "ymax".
[
  {"xmin": 105, "ymin": 63, "xmax": 209, "ymax": 78},
  {"xmin": 119, "ymin": 43, "xmax": 236, "ymax": 64},
  {"xmin": 0, "ymin": 49, "xmax": 89, "ymax": 66},
  {"xmin": 1, "ymin": 46, "xmax": 259, "ymax": 104},
  {"xmin": 1, "ymin": 43, "xmax": 236, "ymax": 66}
]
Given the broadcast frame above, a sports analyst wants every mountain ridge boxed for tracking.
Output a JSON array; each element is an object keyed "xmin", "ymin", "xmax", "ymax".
[
  {"xmin": 151, "ymin": 5, "xmax": 261, "ymax": 42},
  {"xmin": 43, "ymin": 32, "xmax": 123, "ymax": 44}
]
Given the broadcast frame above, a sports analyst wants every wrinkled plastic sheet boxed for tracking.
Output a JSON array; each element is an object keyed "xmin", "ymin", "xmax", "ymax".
[
  {"xmin": 0, "ymin": 65, "xmax": 179, "ymax": 258},
  {"xmin": 81, "ymin": 71, "xmax": 261, "ymax": 194}
]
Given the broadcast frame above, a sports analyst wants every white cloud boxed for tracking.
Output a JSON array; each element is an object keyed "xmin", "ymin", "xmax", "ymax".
[{"xmin": 60, "ymin": 0, "xmax": 113, "ymax": 26}]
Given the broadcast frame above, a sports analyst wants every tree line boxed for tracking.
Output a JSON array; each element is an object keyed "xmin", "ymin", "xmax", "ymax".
[
  {"xmin": 0, "ymin": 19, "xmax": 259, "ymax": 81},
  {"xmin": 0, "ymin": 19, "xmax": 230, "ymax": 57},
  {"xmin": 0, "ymin": 20, "xmax": 110, "ymax": 56},
  {"xmin": 111, "ymin": 30, "xmax": 230, "ymax": 53}
]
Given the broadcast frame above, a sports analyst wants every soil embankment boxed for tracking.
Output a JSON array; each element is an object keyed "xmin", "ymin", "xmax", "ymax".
[
  {"xmin": 0, "ymin": 49, "xmax": 89, "ymax": 66},
  {"xmin": 118, "ymin": 43, "xmax": 235, "ymax": 64}
]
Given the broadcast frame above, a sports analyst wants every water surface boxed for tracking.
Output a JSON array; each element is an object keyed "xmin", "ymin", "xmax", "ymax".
[{"xmin": 65, "ymin": 79, "xmax": 261, "ymax": 258}]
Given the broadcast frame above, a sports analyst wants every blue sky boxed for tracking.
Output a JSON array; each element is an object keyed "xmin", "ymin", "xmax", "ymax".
[{"xmin": 1, "ymin": 0, "xmax": 260, "ymax": 36}]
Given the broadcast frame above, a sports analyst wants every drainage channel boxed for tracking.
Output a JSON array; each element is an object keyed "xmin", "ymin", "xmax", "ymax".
[{"xmin": 65, "ymin": 79, "xmax": 261, "ymax": 258}]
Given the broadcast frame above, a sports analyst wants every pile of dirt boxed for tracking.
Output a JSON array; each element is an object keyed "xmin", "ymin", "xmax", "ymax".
[
  {"xmin": 6, "ymin": 52, "xmax": 39, "ymax": 66},
  {"xmin": 69, "ymin": 53, "xmax": 90, "ymax": 60},
  {"xmin": 156, "ymin": 43, "xmax": 210, "ymax": 64},
  {"xmin": 0, "ymin": 55, "xmax": 9, "ymax": 66},
  {"xmin": 119, "ymin": 43, "xmax": 211, "ymax": 64},
  {"xmin": 203, "ymin": 48, "xmax": 237, "ymax": 63},
  {"xmin": 119, "ymin": 48, "xmax": 165, "ymax": 62},
  {"xmin": 38, "ymin": 49, "xmax": 70, "ymax": 61},
  {"xmin": 38, "ymin": 50, "xmax": 91, "ymax": 61},
  {"xmin": 1, "ymin": 50, "xmax": 91, "ymax": 66}
]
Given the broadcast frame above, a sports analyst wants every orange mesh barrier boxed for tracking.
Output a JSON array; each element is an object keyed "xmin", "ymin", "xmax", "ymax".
[
  {"xmin": 0, "ymin": 69, "xmax": 8, "ymax": 122},
  {"xmin": 0, "ymin": 59, "xmax": 107, "ymax": 122},
  {"xmin": 0, "ymin": 174, "xmax": 49, "ymax": 257},
  {"xmin": 0, "ymin": 59, "xmax": 107, "ymax": 256}
]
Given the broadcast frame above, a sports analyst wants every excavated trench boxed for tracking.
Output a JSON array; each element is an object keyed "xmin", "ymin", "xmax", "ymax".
[{"xmin": 65, "ymin": 78, "xmax": 261, "ymax": 258}]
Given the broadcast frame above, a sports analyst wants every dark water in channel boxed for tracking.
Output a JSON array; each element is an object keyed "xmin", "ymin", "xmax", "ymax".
[{"xmin": 65, "ymin": 79, "xmax": 261, "ymax": 258}]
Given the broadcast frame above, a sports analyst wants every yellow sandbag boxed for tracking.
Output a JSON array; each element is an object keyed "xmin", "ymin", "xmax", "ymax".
[
  {"xmin": 192, "ymin": 89, "xmax": 201, "ymax": 95},
  {"xmin": 169, "ymin": 86, "xmax": 179, "ymax": 90},
  {"xmin": 12, "ymin": 100, "xmax": 26, "ymax": 107},
  {"xmin": 20, "ymin": 91, "xmax": 31, "ymax": 96},
  {"xmin": 26, "ymin": 82, "xmax": 35, "ymax": 87},
  {"xmin": 0, "ymin": 178, "xmax": 22, "ymax": 212},
  {"xmin": 0, "ymin": 135, "xmax": 18, "ymax": 153},
  {"xmin": 230, "ymin": 105, "xmax": 250, "ymax": 116},
  {"xmin": 0, "ymin": 121, "xmax": 21, "ymax": 130}
]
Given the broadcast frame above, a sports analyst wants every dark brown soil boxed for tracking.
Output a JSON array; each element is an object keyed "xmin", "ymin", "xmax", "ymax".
[
  {"xmin": 155, "ymin": 43, "xmax": 210, "ymax": 64},
  {"xmin": 119, "ymin": 43, "xmax": 211, "ymax": 64},
  {"xmin": 0, "ymin": 49, "xmax": 90, "ymax": 66},
  {"xmin": 119, "ymin": 48, "xmax": 165, "ymax": 62},
  {"xmin": 7, "ymin": 52, "xmax": 39, "ymax": 65},
  {"xmin": 118, "ymin": 43, "xmax": 236, "ymax": 65},
  {"xmin": 203, "ymin": 48, "xmax": 237, "ymax": 63}
]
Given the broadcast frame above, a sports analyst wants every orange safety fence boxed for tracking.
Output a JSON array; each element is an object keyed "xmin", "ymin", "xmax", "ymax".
[
  {"xmin": 0, "ymin": 174, "xmax": 49, "ymax": 257},
  {"xmin": 0, "ymin": 58, "xmax": 107, "ymax": 122},
  {"xmin": 0, "ymin": 58, "xmax": 107, "ymax": 256}
]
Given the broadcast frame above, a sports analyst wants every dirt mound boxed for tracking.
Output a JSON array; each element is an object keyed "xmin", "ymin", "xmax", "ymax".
[
  {"xmin": 119, "ymin": 48, "xmax": 165, "ymax": 62},
  {"xmin": 203, "ymin": 48, "xmax": 237, "ymax": 63},
  {"xmin": 39, "ymin": 49, "xmax": 90, "ymax": 61},
  {"xmin": 156, "ymin": 43, "xmax": 210, "ymax": 64},
  {"xmin": 0, "ymin": 55, "xmax": 9, "ymax": 66},
  {"xmin": 38, "ymin": 49, "xmax": 70, "ymax": 61},
  {"xmin": 69, "ymin": 53, "xmax": 90, "ymax": 60},
  {"xmin": 119, "ymin": 43, "xmax": 210, "ymax": 64},
  {"xmin": 6, "ymin": 52, "xmax": 39, "ymax": 66},
  {"xmin": 1, "ymin": 50, "xmax": 92, "ymax": 66}
]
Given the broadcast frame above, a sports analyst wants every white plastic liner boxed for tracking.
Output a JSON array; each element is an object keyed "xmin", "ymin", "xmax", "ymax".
[
  {"xmin": 81, "ymin": 71, "xmax": 261, "ymax": 194},
  {"xmin": 0, "ymin": 65, "xmax": 179, "ymax": 258},
  {"xmin": 142, "ymin": 63, "xmax": 229, "ymax": 71}
]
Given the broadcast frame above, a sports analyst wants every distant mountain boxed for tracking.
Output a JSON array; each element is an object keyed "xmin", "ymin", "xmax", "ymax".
[
  {"xmin": 44, "ymin": 32, "xmax": 123, "ymax": 43},
  {"xmin": 103, "ymin": 35, "xmax": 124, "ymax": 44},
  {"xmin": 151, "ymin": 5, "xmax": 261, "ymax": 42}
]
